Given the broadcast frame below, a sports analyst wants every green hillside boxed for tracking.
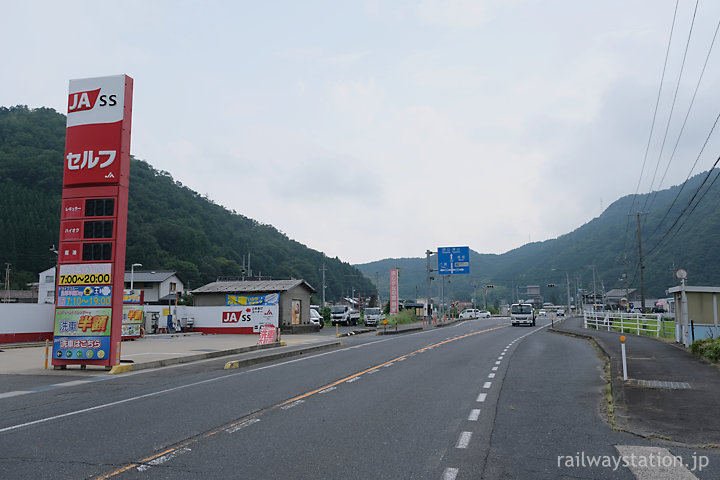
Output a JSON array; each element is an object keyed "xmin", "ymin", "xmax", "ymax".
[
  {"xmin": 357, "ymin": 171, "xmax": 720, "ymax": 306},
  {"xmin": 0, "ymin": 105, "xmax": 374, "ymax": 301}
]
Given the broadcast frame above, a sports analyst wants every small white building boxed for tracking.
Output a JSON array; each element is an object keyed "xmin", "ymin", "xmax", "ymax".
[
  {"xmin": 668, "ymin": 284, "xmax": 720, "ymax": 347},
  {"xmin": 37, "ymin": 267, "xmax": 57, "ymax": 304},
  {"xmin": 123, "ymin": 270, "xmax": 185, "ymax": 304}
]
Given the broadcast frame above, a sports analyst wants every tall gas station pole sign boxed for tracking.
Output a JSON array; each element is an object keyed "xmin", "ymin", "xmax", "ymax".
[{"xmin": 52, "ymin": 74, "xmax": 133, "ymax": 369}]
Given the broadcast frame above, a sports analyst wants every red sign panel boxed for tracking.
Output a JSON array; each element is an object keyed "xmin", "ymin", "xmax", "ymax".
[
  {"xmin": 64, "ymin": 122, "xmax": 123, "ymax": 186},
  {"xmin": 62, "ymin": 75, "xmax": 130, "ymax": 187},
  {"xmin": 59, "ymin": 243, "xmax": 82, "ymax": 263},
  {"xmin": 390, "ymin": 268, "xmax": 399, "ymax": 315},
  {"xmin": 53, "ymin": 74, "xmax": 133, "ymax": 368},
  {"xmin": 61, "ymin": 220, "xmax": 83, "ymax": 241},
  {"xmin": 61, "ymin": 198, "xmax": 85, "ymax": 219}
]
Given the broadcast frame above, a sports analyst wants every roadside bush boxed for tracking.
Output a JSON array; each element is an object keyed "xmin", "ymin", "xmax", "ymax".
[
  {"xmin": 690, "ymin": 338, "xmax": 720, "ymax": 363},
  {"xmin": 385, "ymin": 309, "xmax": 417, "ymax": 326}
]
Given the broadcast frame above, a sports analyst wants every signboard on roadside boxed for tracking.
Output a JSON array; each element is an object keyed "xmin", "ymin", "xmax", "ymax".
[
  {"xmin": 437, "ymin": 246, "xmax": 470, "ymax": 275},
  {"xmin": 258, "ymin": 325, "xmax": 277, "ymax": 345},
  {"xmin": 390, "ymin": 269, "xmax": 399, "ymax": 314},
  {"xmin": 52, "ymin": 74, "xmax": 134, "ymax": 368}
]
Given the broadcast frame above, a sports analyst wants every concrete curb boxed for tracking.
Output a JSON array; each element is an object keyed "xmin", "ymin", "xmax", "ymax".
[
  {"xmin": 376, "ymin": 326, "xmax": 424, "ymax": 335},
  {"xmin": 108, "ymin": 364, "xmax": 133, "ymax": 375},
  {"xmin": 108, "ymin": 341, "xmax": 288, "ymax": 374},
  {"xmin": 335, "ymin": 328, "xmax": 374, "ymax": 337},
  {"xmin": 223, "ymin": 341, "xmax": 343, "ymax": 370}
]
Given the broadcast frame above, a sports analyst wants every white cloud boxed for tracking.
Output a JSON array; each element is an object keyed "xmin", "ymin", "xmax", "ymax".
[
  {"xmin": 415, "ymin": 0, "xmax": 496, "ymax": 30},
  {"xmin": 6, "ymin": 1, "xmax": 720, "ymax": 266}
]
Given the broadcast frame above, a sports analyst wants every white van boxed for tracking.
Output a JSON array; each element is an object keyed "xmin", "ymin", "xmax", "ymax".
[{"xmin": 510, "ymin": 303, "xmax": 535, "ymax": 326}]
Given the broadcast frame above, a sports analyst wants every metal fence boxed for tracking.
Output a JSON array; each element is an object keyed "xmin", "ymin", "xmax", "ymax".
[{"xmin": 583, "ymin": 311, "xmax": 671, "ymax": 337}]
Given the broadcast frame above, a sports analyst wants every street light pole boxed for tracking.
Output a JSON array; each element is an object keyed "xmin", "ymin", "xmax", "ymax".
[{"xmin": 130, "ymin": 263, "xmax": 142, "ymax": 293}]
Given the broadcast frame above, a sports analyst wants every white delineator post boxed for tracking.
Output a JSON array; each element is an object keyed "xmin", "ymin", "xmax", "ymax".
[{"xmin": 620, "ymin": 335, "xmax": 628, "ymax": 380}]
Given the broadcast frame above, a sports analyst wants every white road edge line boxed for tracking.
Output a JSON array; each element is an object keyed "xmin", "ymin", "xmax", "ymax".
[{"xmin": 0, "ymin": 321, "xmax": 497, "ymax": 433}]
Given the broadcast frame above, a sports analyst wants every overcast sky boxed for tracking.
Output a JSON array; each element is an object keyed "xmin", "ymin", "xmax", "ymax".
[{"xmin": 5, "ymin": 1, "xmax": 720, "ymax": 265}]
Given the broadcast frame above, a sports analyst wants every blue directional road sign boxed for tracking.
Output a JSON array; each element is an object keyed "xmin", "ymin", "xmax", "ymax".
[{"xmin": 437, "ymin": 246, "xmax": 470, "ymax": 275}]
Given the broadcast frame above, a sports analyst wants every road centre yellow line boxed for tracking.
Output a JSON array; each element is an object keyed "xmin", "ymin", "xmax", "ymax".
[
  {"xmin": 95, "ymin": 324, "xmax": 507, "ymax": 478},
  {"xmin": 277, "ymin": 324, "xmax": 507, "ymax": 407}
]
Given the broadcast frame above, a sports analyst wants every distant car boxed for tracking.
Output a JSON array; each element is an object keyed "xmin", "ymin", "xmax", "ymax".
[
  {"xmin": 364, "ymin": 307, "xmax": 384, "ymax": 327},
  {"xmin": 510, "ymin": 303, "xmax": 536, "ymax": 326},
  {"xmin": 556, "ymin": 309, "xmax": 565, "ymax": 317},
  {"xmin": 538, "ymin": 309, "xmax": 547, "ymax": 316},
  {"xmin": 459, "ymin": 309, "xmax": 481, "ymax": 319},
  {"xmin": 478, "ymin": 310, "xmax": 491, "ymax": 318},
  {"xmin": 310, "ymin": 308, "xmax": 324, "ymax": 328}
]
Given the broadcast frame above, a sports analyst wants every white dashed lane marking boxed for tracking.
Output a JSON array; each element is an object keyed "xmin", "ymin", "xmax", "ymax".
[
  {"xmin": 443, "ymin": 467, "xmax": 459, "ymax": 480},
  {"xmin": 456, "ymin": 431, "xmax": 472, "ymax": 449}
]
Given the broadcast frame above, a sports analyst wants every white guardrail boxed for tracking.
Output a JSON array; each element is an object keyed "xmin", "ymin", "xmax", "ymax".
[{"xmin": 583, "ymin": 311, "xmax": 664, "ymax": 337}]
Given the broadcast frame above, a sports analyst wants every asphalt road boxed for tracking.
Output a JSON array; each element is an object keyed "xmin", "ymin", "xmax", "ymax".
[{"xmin": 1, "ymin": 316, "xmax": 718, "ymax": 479}]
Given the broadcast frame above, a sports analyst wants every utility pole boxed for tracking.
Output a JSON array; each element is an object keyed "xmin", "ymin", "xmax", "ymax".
[
  {"xmin": 375, "ymin": 271, "xmax": 380, "ymax": 306},
  {"xmin": 565, "ymin": 272, "xmax": 571, "ymax": 315},
  {"xmin": 4, "ymin": 263, "xmax": 10, "ymax": 303},
  {"xmin": 471, "ymin": 281, "xmax": 478, "ymax": 309},
  {"xmin": 635, "ymin": 212, "xmax": 647, "ymax": 311},
  {"xmin": 319, "ymin": 263, "xmax": 327, "ymax": 307},
  {"xmin": 426, "ymin": 250, "xmax": 435, "ymax": 320}
]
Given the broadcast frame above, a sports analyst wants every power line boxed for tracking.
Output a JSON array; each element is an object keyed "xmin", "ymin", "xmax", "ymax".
[
  {"xmin": 641, "ymin": 0, "xmax": 699, "ymax": 215},
  {"xmin": 624, "ymin": 0, "xmax": 680, "ymax": 257},
  {"xmin": 629, "ymin": 0, "xmax": 680, "ymax": 213},
  {"xmin": 647, "ymin": 109, "xmax": 720, "ymax": 243},
  {"xmin": 648, "ymin": 9, "xmax": 720, "ymax": 214},
  {"xmin": 648, "ymin": 167, "xmax": 720, "ymax": 258},
  {"xmin": 645, "ymin": 157, "xmax": 720, "ymax": 259}
]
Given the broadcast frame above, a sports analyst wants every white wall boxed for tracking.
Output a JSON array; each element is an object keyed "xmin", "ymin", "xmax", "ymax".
[
  {"xmin": 0, "ymin": 303, "xmax": 273, "ymax": 342},
  {"xmin": 0, "ymin": 304, "xmax": 55, "ymax": 334}
]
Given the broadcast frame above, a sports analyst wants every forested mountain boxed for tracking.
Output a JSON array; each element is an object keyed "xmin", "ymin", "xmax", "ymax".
[
  {"xmin": 4, "ymin": 105, "xmax": 719, "ymax": 309},
  {"xmin": 357, "ymin": 170, "xmax": 720, "ymax": 306},
  {"xmin": 0, "ymin": 105, "xmax": 374, "ymax": 300}
]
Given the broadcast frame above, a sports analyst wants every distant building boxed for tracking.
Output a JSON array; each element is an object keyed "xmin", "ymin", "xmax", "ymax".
[
  {"xmin": 191, "ymin": 279, "xmax": 316, "ymax": 333},
  {"xmin": 605, "ymin": 288, "xmax": 640, "ymax": 307},
  {"xmin": 123, "ymin": 270, "xmax": 185, "ymax": 305},
  {"xmin": 38, "ymin": 267, "xmax": 56, "ymax": 304},
  {"xmin": 2, "ymin": 289, "xmax": 38, "ymax": 303}
]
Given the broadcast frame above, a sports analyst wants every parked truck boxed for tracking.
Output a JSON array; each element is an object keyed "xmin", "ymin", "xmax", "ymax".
[{"xmin": 330, "ymin": 305, "xmax": 360, "ymax": 326}]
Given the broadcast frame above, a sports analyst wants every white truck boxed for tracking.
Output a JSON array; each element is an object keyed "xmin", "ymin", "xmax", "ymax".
[
  {"xmin": 363, "ymin": 307, "xmax": 385, "ymax": 327},
  {"xmin": 330, "ymin": 305, "xmax": 360, "ymax": 326},
  {"xmin": 510, "ymin": 303, "xmax": 536, "ymax": 326}
]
